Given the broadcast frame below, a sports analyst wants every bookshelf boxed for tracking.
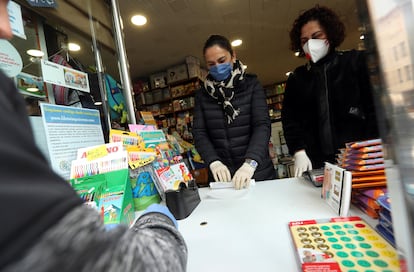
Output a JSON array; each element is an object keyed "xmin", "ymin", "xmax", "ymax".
[
  {"xmin": 134, "ymin": 76, "xmax": 202, "ymax": 142},
  {"xmin": 264, "ymin": 81, "xmax": 286, "ymax": 122}
]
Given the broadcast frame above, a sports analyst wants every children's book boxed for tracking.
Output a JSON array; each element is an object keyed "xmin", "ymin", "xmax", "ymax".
[
  {"xmin": 139, "ymin": 111, "xmax": 157, "ymax": 125},
  {"xmin": 321, "ymin": 162, "xmax": 352, "ymax": 216},
  {"xmin": 154, "ymin": 162, "xmax": 193, "ymax": 199},
  {"xmin": 137, "ymin": 129, "xmax": 167, "ymax": 148}
]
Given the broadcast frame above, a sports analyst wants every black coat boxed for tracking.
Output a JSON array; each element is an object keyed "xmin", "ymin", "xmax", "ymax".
[
  {"xmin": 282, "ymin": 50, "xmax": 379, "ymax": 168},
  {"xmin": 193, "ymin": 74, "xmax": 276, "ymax": 181}
]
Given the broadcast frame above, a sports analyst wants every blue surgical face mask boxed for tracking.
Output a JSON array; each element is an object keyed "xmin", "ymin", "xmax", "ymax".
[{"xmin": 209, "ymin": 62, "xmax": 232, "ymax": 81}]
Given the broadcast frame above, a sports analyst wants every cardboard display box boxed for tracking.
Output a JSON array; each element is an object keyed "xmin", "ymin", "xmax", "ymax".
[
  {"xmin": 70, "ymin": 169, "xmax": 135, "ymax": 228},
  {"xmin": 167, "ymin": 64, "xmax": 188, "ymax": 84}
]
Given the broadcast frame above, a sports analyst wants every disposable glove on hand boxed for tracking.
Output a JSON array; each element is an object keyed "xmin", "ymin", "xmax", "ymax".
[
  {"xmin": 140, "ymin": 203, "xmax": 178, "ymax": 228},
  {"xmin": 232, "ymin": 162, "xmax": 255, "ymax": 190},
  {"xmin": 293, "ymin": 150, "xmax": 312, "ymax": 177},
  {"xmin": 209, "ymin": 161, "xmax": 231, "ymax": 182}
]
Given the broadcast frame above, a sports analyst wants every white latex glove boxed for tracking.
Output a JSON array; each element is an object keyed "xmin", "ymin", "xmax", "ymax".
[
  {"xmin": 232, "ymin": 163, "xmax": 255, "ymax": 190},
  {"xmin": 209, "ymin": 161, "xmax": 231, "ymax": 182},
  {"xmin": 293, "ymin": 150, "xmax": 313, "ymax": 177}
]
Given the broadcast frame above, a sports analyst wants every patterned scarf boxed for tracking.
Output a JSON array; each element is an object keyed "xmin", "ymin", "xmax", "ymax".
[{"xmin": 204, "ymin": 60, "xmax": 246, "ymax": 124}]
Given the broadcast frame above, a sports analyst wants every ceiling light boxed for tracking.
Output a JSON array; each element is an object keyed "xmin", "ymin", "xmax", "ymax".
[
  {"xmin": 294, "ymin": 51, "xmax": 300, "ymax": 57},
  {"xmin": 26, "ymin": 49, "xmax": 44, "ymax": 57},
  {"xmin": 131, "ymin": 14, "xmax": 147, "ymax": 26},
  {"xmin": 285, "ymin": 71, "xmax": 293, "ymax": 76},
  {"xmin": 26, "ymin": 87, "xmax": 39, "ymax": 92},
  {"xmin": 242, "ymin": 65, "xmax": 247, "ymax": 69},
  {"xmin": 68, "ymin": 43, "xmax": 81, "ymax": 52},
  {"xmin": 231, "ymin": 39, "xmax": 242, "ymax": 47},
  {"xmin": 94, "ymin": 101, "xmax": 103, "ymax": 106},
  {"xmin": 359, "ymin": 34, "xmax": 365, "ymax": 40}
]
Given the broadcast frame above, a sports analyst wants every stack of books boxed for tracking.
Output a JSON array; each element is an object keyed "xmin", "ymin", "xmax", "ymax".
[
  {"xmin": 351, "ymin": 187, "xmax": 387, "ymax": 218},
  {"xmin": 337, "ymin": 138, "xmax": 386, "ymax": 189},
  {"xmin": 376, "ymin": 193, "xmax": 396, "ymax": 246},
  {"xmin": 336, "ymin": 138, "xmax": 388, "ymax": 218}
]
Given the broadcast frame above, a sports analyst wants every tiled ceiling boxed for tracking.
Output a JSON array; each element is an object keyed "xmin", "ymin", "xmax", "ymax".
[{"xmin": 118, "ymin": 0, "xmax": 363, "ymax": 86}]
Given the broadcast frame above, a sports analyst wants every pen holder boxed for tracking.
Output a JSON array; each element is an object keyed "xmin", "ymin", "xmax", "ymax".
[{"xmin": 165, "ymin": 180, "xmax": 201, "ymax": 220}]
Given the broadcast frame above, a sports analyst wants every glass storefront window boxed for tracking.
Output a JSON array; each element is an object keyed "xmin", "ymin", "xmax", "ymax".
[
  {"xmin": 360, "ymin": 0, "xmax": 414, "ymax": 268},
  {"xmin": 3, "ymin": 0, "xmax": 125, "ymax": 137},
  {"xmin": 4, "ymin": 3, "xmax": 46, "ymax": 115}
]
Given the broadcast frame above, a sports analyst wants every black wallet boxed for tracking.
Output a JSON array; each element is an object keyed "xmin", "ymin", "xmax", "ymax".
[{"xmin": 165, "ymin": 180, "xmax": 201, "ymax": 220}]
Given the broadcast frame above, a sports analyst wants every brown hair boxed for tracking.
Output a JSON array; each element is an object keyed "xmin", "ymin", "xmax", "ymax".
[{"xmin": 289, "ymin": 5, "xmax": 345, "ymax": 56}]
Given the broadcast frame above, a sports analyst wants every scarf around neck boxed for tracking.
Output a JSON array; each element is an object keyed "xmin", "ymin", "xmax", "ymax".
[{"xmin": 204, "ymin": 60, "xmax": 246, "ymax": 124}]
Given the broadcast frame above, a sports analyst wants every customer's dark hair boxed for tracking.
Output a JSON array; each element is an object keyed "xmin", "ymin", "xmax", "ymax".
[
  {"xmin": 203, "ymin": 35, "xmax": 234, "ymax": 56},
  {"xmin": 289, "ymin": 5, "xmax": 345, "ymax": 56}
]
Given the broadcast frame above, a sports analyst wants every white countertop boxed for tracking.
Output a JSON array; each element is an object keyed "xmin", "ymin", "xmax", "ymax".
[{"xmin": 178, "ymin": 177, "xmax": 375, "ymax": 272}]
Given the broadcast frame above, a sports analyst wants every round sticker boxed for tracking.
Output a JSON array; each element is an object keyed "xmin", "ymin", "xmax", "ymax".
[{"xmin": 0, "ymin": 40, "xmax": 23, "ymax": 77}]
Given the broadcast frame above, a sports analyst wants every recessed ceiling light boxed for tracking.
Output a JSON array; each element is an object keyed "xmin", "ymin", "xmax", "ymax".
[
  {"xmin": 294, "ymin": 51, "xmax": 300, "ymax": 57},
  {"xmin": 68, "ymin": 43, "xmax": 81, "ymax": 52},
  {"xmin": 285, "ymin": 71, "xmax": 293, "ymax": 76},
  {"xmin": 26, "ymin": 87, "xmax": 39, "ymax": 92},
  {"xmin": 231, "ymin": 39, "xmax": 242, "ymax": 47},
  {"xmin": 26, "ymin": 49, "xmax": 44, "ymax": 57},
  {"xmin": 131, "ymin": 14, "xmax": 147, "ymax": 26},
  {"xmin": 359, "ymin": 34, "xmax": 365, "ymax": 40}
]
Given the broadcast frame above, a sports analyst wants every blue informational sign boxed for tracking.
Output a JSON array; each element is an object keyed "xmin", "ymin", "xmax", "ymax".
[
  {"xmin": 40, "ymin": 103, "xmax": 105, "ymax": 180},
  {"xmin": 25, "ymin": 0, "xmax": 58, "ymax": 8},
  {"xmin": 42, "ymin": 104, "xmax": 101, "ymax": 125}
]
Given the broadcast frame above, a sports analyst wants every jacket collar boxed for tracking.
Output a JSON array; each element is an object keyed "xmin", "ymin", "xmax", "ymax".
[{"xmin": 306, "ymin": 51, "xmax": 337, "ymax": 70}]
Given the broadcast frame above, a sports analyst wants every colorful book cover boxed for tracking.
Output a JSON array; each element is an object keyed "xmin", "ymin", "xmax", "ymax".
[
  {"xmin": 70, "ymin": 169, "xmax": 135, "ymax": 227},
  {"xmin": 154, "ymin": 162, "xmax": 193, "ymax": 197},
  {"xmin": 346, "ymin": 138, "xmax": 382, "ymax": 149},
  {"xmin": 137, "ymin": 129, "xmax": 167, "ymax": 148},
  {"xmin": 99, "ymin": 191, "xmax": 124, "ymax": 225},
  {"xmin": 139, "ymin": 111, "xmax": 157, "ymax": 125},
  {"xmin": 322, "ymin": 162, "xmax": 352, "ymax": 216}
]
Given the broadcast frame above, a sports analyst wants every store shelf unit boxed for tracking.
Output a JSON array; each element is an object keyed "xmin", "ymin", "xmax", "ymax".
[
  {"xmin": 264, "ymin": 81, "xmax": 286, "ymax": 122},
  {"xmin": 134, "ymin": 76, "xmax": 202, "ymax": 142}
]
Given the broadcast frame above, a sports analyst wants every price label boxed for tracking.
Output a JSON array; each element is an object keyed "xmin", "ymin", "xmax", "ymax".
[{"xmin": 86, "ymin": 145, "xmax": 108, "ymax": 161}]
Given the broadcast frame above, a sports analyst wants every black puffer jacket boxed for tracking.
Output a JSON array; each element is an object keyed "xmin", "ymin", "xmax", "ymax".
[
  {"xmin": 282, "ymin": 50, "xmax": 379, "ymax": 168},
  {"xmin": 193, "ymin": 74, "xmax": 276, "ymax": 181}
]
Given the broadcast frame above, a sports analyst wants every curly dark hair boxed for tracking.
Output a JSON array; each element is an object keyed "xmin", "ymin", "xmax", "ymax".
[{"xmin": 289, "ymin": 5, "xmax": 345, "ymax": 56}]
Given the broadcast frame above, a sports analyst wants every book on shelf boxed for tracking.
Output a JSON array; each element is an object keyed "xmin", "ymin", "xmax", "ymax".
[{"xmin": 140, "ymin": 111, "xmax": 157, "ymax": 125}]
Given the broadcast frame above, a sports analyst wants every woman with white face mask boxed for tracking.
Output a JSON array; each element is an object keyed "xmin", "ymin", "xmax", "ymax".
[
  {"xmin": 193, "ymin": 35, "xmax": 276, "ymax": 189},
  {"xmin": 281, "ymin": 5, "xmax": 380, "ymax": 177}
]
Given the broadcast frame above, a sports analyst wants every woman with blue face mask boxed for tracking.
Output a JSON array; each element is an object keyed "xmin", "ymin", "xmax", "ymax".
[
  {"xmin": 281, "ymin": 6, "xmax": 379, "ymax": 177},
  {"xmin": 193, "ymin": 35, "xmax": 276, "ymax": 189}
]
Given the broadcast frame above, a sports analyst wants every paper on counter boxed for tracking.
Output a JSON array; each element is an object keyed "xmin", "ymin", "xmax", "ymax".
[
  {"xmin": 207, "ymin": 180, "xmax": 255, "ymax": 199},
  {"xmin": 209, "ymin": 179, "xmax": 255, "ymax": 189}
]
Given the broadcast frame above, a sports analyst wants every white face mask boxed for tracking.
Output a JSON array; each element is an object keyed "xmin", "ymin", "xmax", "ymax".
[{"xmin": 302, "ymin": 39, "xmax": 330, "ymax": 63}]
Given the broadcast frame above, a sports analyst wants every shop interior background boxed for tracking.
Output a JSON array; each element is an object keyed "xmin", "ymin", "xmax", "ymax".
[{"xmin": 6, "ymin": 0, "xmax": 414, "ymax": 269}]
